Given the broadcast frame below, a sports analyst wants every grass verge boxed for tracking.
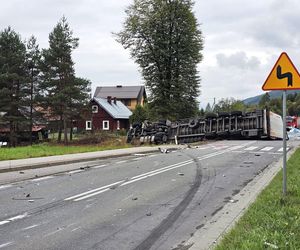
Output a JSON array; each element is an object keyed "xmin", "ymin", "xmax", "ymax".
[
  {"xmin": 215, "ymin": 148, "xmax": 300, "ymax": 250},
  {"xmin": 0, "ymin": 138, "xmax": 131, "ymax": 161}
]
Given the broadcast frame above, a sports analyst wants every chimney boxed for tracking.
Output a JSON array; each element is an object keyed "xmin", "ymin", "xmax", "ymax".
[
  {"xmin": 113, "ymin": 97, "xmax": 117, "ymax": 104},
  {"xmin": 107, "ymin": 96, "xmax": 112, "ymax": 104}
]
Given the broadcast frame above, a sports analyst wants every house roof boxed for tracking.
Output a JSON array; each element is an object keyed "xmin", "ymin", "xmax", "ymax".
[
  {"xmin": 94, "ymin": 85, "xmax": 146, "ymax": 100},
  {"xmin": 93, "ymin": 97, "xmax": 132, "ymax": 119}
]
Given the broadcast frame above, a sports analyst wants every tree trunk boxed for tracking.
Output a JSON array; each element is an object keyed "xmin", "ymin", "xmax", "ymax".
[
  {"xmin": 63, "ymin": 115, "xmax": 68, "ymax": 145},
  {"xmin": 70, "ymin": 120, "xmax": 73, "ymax": 141},
  {"xmin": 9, "ymin": 121, "xmax": 14, "ymax": 147},
  {"xmin": 58, "ymin": 115, "xmax": 63, "ymax": 142},
  {"xmin": 29, "ymin": 72, "xmax": 34, "ymax": 146}
]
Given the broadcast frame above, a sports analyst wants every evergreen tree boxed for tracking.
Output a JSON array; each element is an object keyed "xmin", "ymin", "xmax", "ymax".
[
  {"xmin": 205, "ymin": 103, "xmax": 212, "ymax": 113},
  {"xmin": 116, "ymin": 0, "xmax": 203, "ymax": 120},
  {"xmin": 130, "ymin": 105, "xmax": 147, "ymax": 124},
  {"xmin": 25, "ymin": 35, "xmax": 41, "ymax": 145},
  {"xmin": 0, "ymin": 27, "xmax": 27, "ymax": 147},
  {"xmin": 40, "ymin": 16, "xmax": 79, "ymax": 144},
  {"xmin": 259, "ymin": 92, "xmax": 270, "ymax": 108}
]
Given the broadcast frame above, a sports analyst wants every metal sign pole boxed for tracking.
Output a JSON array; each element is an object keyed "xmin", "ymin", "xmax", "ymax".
[{"xmin": 282, "ymin": 90, "xmax": 287, "ymax": 196}]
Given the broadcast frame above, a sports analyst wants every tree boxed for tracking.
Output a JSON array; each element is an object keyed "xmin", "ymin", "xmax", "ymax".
[
  {"xmin": 130, "ymin": 105, "xmax": 147, "ymax": 124},
  {"xmin": 25, "ymin": 35, "xmax": 41, "ymax": 145},
  {"xmin": 0, "ymin": 27, "xmax": 27, "ymax": 147},
  {"xmin": 116, "ymin": 0, "xmax": 203, "ymax": 120},
  {"xmin": 214, "ymin": 98, "xmax": 246, "ymax": 113},
  {"xmin": 205, "ymin": 103, "xmax": 212, "ymax": 113},
  {"xmin": 258, "ymin": 92, "xmax": 270, "ymax": 108},
  {"xmin": 40, "ymin": 16, "xmax": 79, "ymax": 144}
]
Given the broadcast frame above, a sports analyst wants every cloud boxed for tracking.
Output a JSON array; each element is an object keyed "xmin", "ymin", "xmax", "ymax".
[{"xmin": 216, "ymin": 52, "xmax": 261, "ymax": 70}]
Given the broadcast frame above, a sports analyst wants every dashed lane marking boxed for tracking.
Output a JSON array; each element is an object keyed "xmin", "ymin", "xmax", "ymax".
[
  {"xmin": 261, "ymin": 147, "xmax": 274, "ymax": 151},
  {"xmin": 31, "ymin": 176, "xmax": 54, "ymax": 182},
  {"xmin": 244, "ymin": 146, "xmax": 258, "ymax": 151},
  {"xmin": 0, "ymin": 242, "xmax": 14, "ymax": 249}
]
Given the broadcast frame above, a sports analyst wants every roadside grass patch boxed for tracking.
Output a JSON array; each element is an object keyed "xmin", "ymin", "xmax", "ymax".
[
  {"xmin": 215, "ymin": 148, "xmax": 300, "ymax": 250},
  {"xmin": 0, "ymin": 136, "xmax": 131, "ymax": 161}
]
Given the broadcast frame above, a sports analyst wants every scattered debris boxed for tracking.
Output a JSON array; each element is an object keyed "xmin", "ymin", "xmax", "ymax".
[
  {"xmin": 178, "ymin": 172, "xmax": 184, "ymax": 176},
  {"xmin": 132, "ymin": 197, "xmax": 138, "ymax": 201},
  {"xmin": 222, "ymin": 174, "xmax": 226, "ymax": 177},
  {"xmin": 243, "ymin": 161, "xmax": 253, "ymax": 164},
  {"xmin": 19, "ymin": 171, "xmax": 24, "ymax": 174},
  {"xmin": 28, "ymin": 200, "xmax": 34, "ymax": 203},
  {"xmin": 158, "ymin": 147, "xmax": 170, "ymax": 153},
  {"xmin": 35, "ymin": 175, "xmax": 38, "ymax": 178},
  {"xmin": 255, "ymin": 154, "xmax": 261, "ymax": 156},
  {"xmin": 80, "ymin": 167, "xmax": 85, "ymax": 170},
  {"xmin": 229, "ymin": 199, "xmax": 238, "ymax": 203},
  {"xmin": 26, "ymin": 194, "xmax": 31, "ymax": 198},
  {"xmin": 264, "ymin": 242, "xmax": 279, "ymax": 249},
  {"xmin": 146, "ymin": 212, "xmax": 152, "ymax": 216}
]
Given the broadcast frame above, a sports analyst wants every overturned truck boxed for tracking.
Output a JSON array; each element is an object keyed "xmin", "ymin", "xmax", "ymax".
[{"xmin": 126, "ymin": 109, "xmax": 283, "ymax": 144}]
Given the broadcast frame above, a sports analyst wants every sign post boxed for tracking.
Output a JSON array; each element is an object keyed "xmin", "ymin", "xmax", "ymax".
[{"xmin": 262, "ymin": 52, "xmax": 300, "ymax": 196}]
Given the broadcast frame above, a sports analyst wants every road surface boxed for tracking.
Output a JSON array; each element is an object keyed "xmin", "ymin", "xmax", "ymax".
[{"xmin": 0, "ymin": 140, "xmax": 295, "ymax": 250}]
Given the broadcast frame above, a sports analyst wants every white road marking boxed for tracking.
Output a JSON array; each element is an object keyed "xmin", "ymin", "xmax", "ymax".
[
  {"xmin": 0, "ymin": 242, "xmax": 14, "ymax": 248},
  {"xmin": 64, "ymin": 180, "xmax": 124, "ymax": 201},
  {"xmin": 269, "ymin": 152, "xmax": 282, "ymax": 155},
  {"xmin": 196, "ymin": 146, "xmax": 210, "ymax": 150},
  {"xmin": 261, "ymin": 147, "xmax": 274, "ymax": 151},
  {"xmin": 0, "ymin": 213, "xmax": 28, "ymax": 227},
  {"xmin": 92, "ymin": 164, "xmax": 107, "ymax": 169},
  {"xmin": 68, "ymin": 170, "xmax": 84, "ymax": 174},
  {"xmin": 74, "ymin": 188, "xmax": 110, "ymax": 201},
  {"xmin": 147, "ymin": 155, "xmax": 156, "ymax": 158},
  {"xmin": 0, "ymin": 185, "xmax": 12, "ymax": 190},
  {"xmin": 44, "ymin": 228, "xmax": 64, "ymax": 237},
  {"xmin": 116, "ymin": 160, "xmax": 127, "ymax": 164},
  {"xmin": 133, "ymin": 157, "xmax": 143, "ymax": 161},
  {"xmin": 22, "ymin": 224, "xmax": 40, "ymax": 231},
  {"xmin": 71, "ymin": 227, "xmax": 81, "ymax": 232},
  {"xmin": 244, "ymin": 146, "xmax": 258, "ymax": 151},
  {"xmin": 278, "ymin": 147, "xmax": 289, "ymax": 152},
  {"xmin": 249, "ymin": 152, "xmax": 265, "ymax": 154},
  {"xmin": 31, "ymin": 176, "xmax": 53, "ymax": 182},
  {"xmin": 65, "ymin": 141, "xmax": 256, "ymax": 202},
  {"xmin": 231, "ymin": 150, "xmax": 243, "ymax": 153},
  {"xmin": 133, "ymin": 153, "xmax": 147, "ymax": 156}
]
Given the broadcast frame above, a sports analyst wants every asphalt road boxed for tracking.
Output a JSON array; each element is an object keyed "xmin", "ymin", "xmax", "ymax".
[{"xmin": 0, "ymin": 140, "xmax": 295, "ymax": 250}]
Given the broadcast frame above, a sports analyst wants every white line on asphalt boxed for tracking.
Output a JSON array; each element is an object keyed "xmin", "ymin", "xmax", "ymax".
[
  {"xmin": 116, "ymin": 160, "xmax": 127, "ymax": 164},
  {"xmin": 249, "ymin": 151, "xmax": 265, "ymax": 154},
  {"xmin": 133, "ymin": 153, "xmax": 147, "ymax": 156},
  {"xmin": 231, "ymin": 150, "xmax": 243, "ymax": 153},
  {"xmin": 133, "ymin": 157, "xmax": 143, "ymax": 161},
  {"xmin": 244, "ymin": 146, "xmax": 258, "ymax": 151},
  {"xmin": 92, "ymin": 164, "xmax": 107, "ymax": 169},
  {"xmin": 260, "ymin": 147, "xmax": 274, "ymax": 151},
  {"xmin": 64, "ymin": 180, "xmax": 124, "ymax": 201},
  {"xmin": 0, "ymin": 242, "xmax": 14, "ymax": 249},
  {"xmin": 269, "ymin": 152, "xmax": 282, "ymax": 155},
  {"xmin": 65, "ymin": 141, "xmax": 256, "ymax": 202},
  {"xmin": 71, "ymin": 227, "xmax": 81, "ymax": 232},
  {"xmin": 31, "ymin": 176, "xmax": 54, "ymax": 182},
  {"xmin": 147, "ymin": 155, "xmax": 156, "ymax": 158},
  {"xmin": 68, "ymin": 170, "xmax": 84, "ymax": 174},
  {"xmin": 74, "ymin": 188, "xmax": 110, "ymax": 201},
  {"xmin": 278, "ymin": 147, "xmax": 289, "ymax": 152},
  {"xmin": 22, "ymin": 224, "xmax": 40, "ymax": 231},
  {"xmin": 0, "ymin": 213, "xmax": 28, "ymax": 227},
  {"xmin": 0, "ymin": 184, "xmax": 12, "ymax": 190}
]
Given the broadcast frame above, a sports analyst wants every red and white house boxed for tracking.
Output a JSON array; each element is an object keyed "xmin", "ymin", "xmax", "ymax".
[{"xmin": 80, "ymin": 96, "xmax": 132, "ymax": 132}]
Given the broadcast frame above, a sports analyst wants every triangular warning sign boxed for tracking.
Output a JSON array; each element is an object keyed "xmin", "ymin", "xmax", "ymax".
[{"xmin": 262, "ymin": 52, "xmax": 300, "ymax": 90}]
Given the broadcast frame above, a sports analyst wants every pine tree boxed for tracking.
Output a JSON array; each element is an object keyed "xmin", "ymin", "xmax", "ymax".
[
  {"xmin": 40, "ymin": 16, "xmax": 79, "ymax": 144},
  {"xmin": 25, "ymin": 35, "xmax": 41, "ymax": 145},
  {"xmin": 116, "ymin": 0, "xmax": 203, "ymax": 120},
  {"xmin": 0, "ymin": 27, "xmax": 27, "ymax": 147}
]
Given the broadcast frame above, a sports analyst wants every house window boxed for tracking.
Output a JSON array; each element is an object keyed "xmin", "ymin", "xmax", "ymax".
[
  {"xmin": 117, "ymin": 120, "xmax": 120, "ymax": 130},
  {"xmin": 103, "ymin": 120, "xmax": 109, "ymax": 130},
  {"xmin": 86, "ymin": 120, "xmax": 92, "ymax": 130},
  {"xmin": 92, "ymin": 105, "xmax": 98, "ymax": 113}
]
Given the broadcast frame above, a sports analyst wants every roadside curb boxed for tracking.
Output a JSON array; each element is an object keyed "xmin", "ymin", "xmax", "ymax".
[
  {"xmin": 184, "ymin": 146, "xmax": 298, "ymax": 250},
  {"xmin": 0, "ymin": 145, "xmax": 184, "ymax": 174}
]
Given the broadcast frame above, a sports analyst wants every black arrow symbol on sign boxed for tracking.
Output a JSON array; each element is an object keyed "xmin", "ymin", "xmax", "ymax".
[{"xmin": 277, "ymin": 65, "xmax": 293, "ymax": 87}]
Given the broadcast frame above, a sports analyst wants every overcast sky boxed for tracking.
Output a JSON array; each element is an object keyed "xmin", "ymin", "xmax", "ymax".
[{"xmin": 1, "ymin": 0, "xmax": 300, "ymax": 107}]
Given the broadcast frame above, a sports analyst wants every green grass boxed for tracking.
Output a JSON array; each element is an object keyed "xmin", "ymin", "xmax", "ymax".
[
  {"xmin": 215, "ymin": 148, "xmax": 300, "ymax": 250},
  {"xmin": 0, "ymin": 142, "xmax": 132, "ymax": 161}
]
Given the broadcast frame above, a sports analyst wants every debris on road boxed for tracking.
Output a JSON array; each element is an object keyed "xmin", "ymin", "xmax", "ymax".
[
  {"xmin": 26, "ymin": 194, "xmax": 30, "ymax": 197},
  {"xmin": 178, "ymin": 172, "xmax": 184, "ymax": 176},
  {"xmin": 132, "ymin": 197, "xmax": 138, "ymax": 201},
  {"xmin": 243, "ymin": 161, "xmax": 253, "ymax": 164},
  {"xmin": 158, "ymin": 147, "xmax": 169, "ymax": 153},
  {"xmin": 146, "ymin": 212, "xmax": 152, "ymax": 216},
  {"xmin": 19, "ymin": 171, "xmax": 24, "ymax": 174}
]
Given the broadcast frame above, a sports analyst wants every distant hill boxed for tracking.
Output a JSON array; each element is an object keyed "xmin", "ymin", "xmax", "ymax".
[{"xmin": 243, "ymin": 90, "xmax": 300, "ymax": 105}]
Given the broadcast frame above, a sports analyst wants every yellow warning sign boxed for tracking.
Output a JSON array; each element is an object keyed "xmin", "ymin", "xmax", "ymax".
[{"xmin": 262, "ymin": 52, "xmax": 300, "ymax": 90}]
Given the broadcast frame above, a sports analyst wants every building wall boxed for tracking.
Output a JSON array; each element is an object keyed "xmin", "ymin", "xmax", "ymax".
[{"xmin": 77, "ymin": 100, "xmax": 130, "ymax": 131}]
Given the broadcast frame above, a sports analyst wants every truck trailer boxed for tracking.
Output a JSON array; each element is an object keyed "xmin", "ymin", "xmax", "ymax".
[{"xmin": 126, "ymin": 109, "xmax": 283, "ymax": 144}]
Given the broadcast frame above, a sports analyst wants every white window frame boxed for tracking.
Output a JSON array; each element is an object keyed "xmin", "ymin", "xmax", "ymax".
[
  {"xmin": 86, "ymin": 120, "xmax": 92, "ymax": 130},
  {"xmin": 117, "ymin": 120, "xmax": 120, "ymax": 130},
  {"xmin": 92, "ymin": 105, "xmax": 98, "ymax": 113},
  {"xmin": 103, "ymin": 120, "xmax": 109, "ymax": 130}
]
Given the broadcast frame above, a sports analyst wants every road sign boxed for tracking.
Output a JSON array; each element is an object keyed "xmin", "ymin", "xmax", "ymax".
[{"xmin": 262, "ymin": 52, "xmax": 300, "ymax": 91}]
